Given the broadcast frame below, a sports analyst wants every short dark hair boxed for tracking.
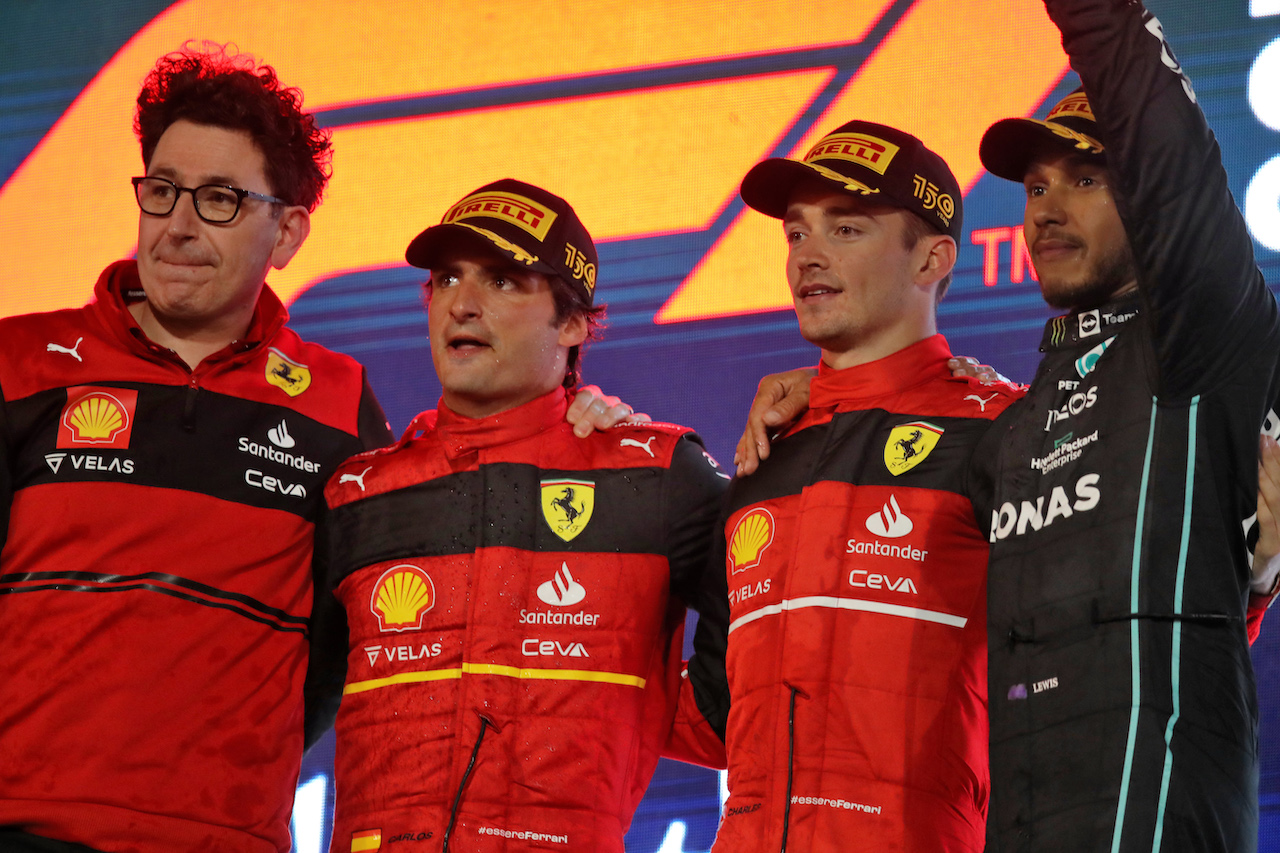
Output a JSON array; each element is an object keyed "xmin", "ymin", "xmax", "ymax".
[
  {"xmin": 901, "ymin": 210, "xmax": 954, "ymax": 303},
  {"xmin": 134, "ymin": 42, "xmax": 332, "ymax": 211},
  {"xmin": 548, "ymin": 276, "xmax": 607, "ymax": 391}
]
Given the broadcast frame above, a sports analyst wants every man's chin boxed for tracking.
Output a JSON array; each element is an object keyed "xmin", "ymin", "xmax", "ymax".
[{"xmin": 1038, "ymin": 276, "xmax": 1123, "ymax": 312}]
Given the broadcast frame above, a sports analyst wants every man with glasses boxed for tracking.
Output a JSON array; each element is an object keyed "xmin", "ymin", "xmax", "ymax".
[{"xmin": 0, "ymin": 45, "xmax": 393, "ymax": 852}]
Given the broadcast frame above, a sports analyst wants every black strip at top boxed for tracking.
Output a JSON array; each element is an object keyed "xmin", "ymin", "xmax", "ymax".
[
  {"xmin": 7, "ymin": 383, "xmax": 368, "ymax": 520},
  {"xmin": 727, "ymin": 408, "xmax": 996, "ymax": 517},
  {"xmin": 327, "ymin": 461, "xmax": 669, "ymax": 584}
]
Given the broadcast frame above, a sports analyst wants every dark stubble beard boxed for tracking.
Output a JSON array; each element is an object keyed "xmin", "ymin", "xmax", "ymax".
[{"xmin": 1039, "ymin": 239, "xmax": 1139, "ymax": 311}]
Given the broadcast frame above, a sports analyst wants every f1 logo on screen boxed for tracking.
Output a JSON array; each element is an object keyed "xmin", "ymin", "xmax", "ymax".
[{"xmin": 0, "ymin": 0, "xmax": 1069, "ymax": 329}]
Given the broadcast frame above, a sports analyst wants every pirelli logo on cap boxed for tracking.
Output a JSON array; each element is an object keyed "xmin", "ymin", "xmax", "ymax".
[
  {"xmin": 442, "ymin": 191, "xmax": 557, "ymax": 240},
  {"xmin": 805, "ymin": 133, "xmax": 900, "ymax": 175},
  {"xmin": 1047, "ymin": 92, "xmax": 1095, "ymax": 123}
]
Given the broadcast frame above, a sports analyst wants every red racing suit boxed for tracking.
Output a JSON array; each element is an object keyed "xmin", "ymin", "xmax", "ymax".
[
  {"xmin": 322, "ymin": 388, "xmax": 728, "ymax": 852},
  {"xmin": 0, "ymin": 260, "xmax": 391, "ymax": 852},
  {"xmin": 708, "ymin": 336, "xmax": 1021, "ymax": 852}
]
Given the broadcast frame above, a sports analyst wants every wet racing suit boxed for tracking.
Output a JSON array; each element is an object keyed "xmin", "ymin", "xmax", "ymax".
[
  {"xmin": 322, "ymin": 388, "xmax": 728, "ymax": 852},
  {"xmin": 977, "ymin": 2, "xmax": 1280, "ymax": 850}
]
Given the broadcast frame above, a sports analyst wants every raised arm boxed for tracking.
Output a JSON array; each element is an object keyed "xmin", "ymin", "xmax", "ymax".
[{"xmin": 1044, "ymin": 0, "xmax": 1275, "ymax": 396}]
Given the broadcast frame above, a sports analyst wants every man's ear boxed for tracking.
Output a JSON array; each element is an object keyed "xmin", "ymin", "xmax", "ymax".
[
  {"xmin": 558, "ymin": 310, "xmax": 589, "ymax": 348},
  {"xmin": 270, "ymin": 206, "xmax": 311, "ymax": 270},
  {"xmin": 915, "ymin": 234, "xmax": 956, "ymax": 288}
]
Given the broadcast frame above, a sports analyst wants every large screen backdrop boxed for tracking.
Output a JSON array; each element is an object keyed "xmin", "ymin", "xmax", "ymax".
[{"xmin": 3, "ymin": 2, "xmax": 1280, "ymax": 850}]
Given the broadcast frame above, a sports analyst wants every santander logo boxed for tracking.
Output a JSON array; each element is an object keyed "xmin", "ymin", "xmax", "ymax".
[
  {"xmin": 537, "ymin": 563, "xmax": 587, "ymax": 607},
  {"xmin": 865, "ymin": 495, "xmax": 913, "ymax": 539}
]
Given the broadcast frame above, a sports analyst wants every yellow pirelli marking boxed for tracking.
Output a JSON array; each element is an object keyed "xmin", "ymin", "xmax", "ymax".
[
  {"xmin": 441, "ymin": 190, "xmax": 556, "ymax": 239},
  {"xmin": 344, "ymin": 662, "xmax": 645, "ymax": 695},
  {"xmin": 804, "ymin": 132, "xmax": 900, "ymax": 174}
]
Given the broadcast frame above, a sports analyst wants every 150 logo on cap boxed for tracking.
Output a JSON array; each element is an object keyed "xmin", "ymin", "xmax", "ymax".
[
  {"xmin": 444, "ymin": 191, "xmax": 557, "ymax": 240},
  {"xmin": 564, "ymin": 242, "xmax": 596, "ymax": 294},
  {"xmin": 912, "ymin": 175, "xmax": 955, "ymax": 226},
  {"xmin": 57, "ymin": 386, "xmax": 139, "ymax": 449},
  {"xmin": 805, "ymin": 133, "xmax": 900, "ymax": 175}
]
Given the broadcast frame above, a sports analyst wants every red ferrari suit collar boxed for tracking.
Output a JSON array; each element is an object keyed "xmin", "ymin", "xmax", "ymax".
[
  {"xmin": 810, "ymin": 334, "xmax": 953, "ymax": 408},
  {"xmin": 424, "ymin": 388, "xmax": 570, "ymax": 459},
  {"xmin": 89, "ymin": 259, "xmax": 289, "ymax": 365}
]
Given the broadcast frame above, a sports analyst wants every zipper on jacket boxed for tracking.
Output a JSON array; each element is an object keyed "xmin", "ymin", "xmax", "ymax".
[
  {"xmin": 780, "ymin": 682, "xmax": 808, "ymax": 853},
  {"xmin": 442, "ymin": 714, "xmax": 493, "ymax": 852},
  {"xmin": 182, "ymin": 377, "xmax": 199, "ymax": 432}
]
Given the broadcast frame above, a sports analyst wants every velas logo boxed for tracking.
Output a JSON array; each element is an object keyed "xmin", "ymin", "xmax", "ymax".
[
  {"xmin": 541, "ymin": 478, "xmax": 595, "ymax": 542},
  {"xmin": 884, "ymin": 421, "xmax": 943, "ymax": 476},
  {"xmin": 442, "ymin": 191, "xmax": 556, "ymax": 240},
  {"xmin": 265, "ymin": 348, "xmax": 312, "ymax": 397},
  {"xmin": 57, "ymin": 386, "xmax": 139, "ymax": 450},
  {"xmin": 0, "ymin": 1, "xmax": 1070, "ymax": 327},
  {"xmin": 370, "ymin": 564, "xmax": 436, "ymax": 632},
  {"xmin": 728, "ymin": 507, "xmax": 775, "ymax": 575},
  {"xmin": 805, "ymin": 132, "xmax": 900, "ymax": 175}
]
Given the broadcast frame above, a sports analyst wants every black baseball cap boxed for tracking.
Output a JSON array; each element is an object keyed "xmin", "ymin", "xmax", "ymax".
[
  {"xmin": 405, "ymin": 178, "xmax": 598, "ymax": 304},
  {"xmin": 980, "ymin": 88, "xmax": 1105, "ymax": 183},
  {"xmin": 740, "ymin": 119, "xmax": 962, "ymax": 241}
]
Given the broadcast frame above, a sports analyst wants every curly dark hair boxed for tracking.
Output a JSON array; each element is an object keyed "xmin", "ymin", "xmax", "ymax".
[{"xmin": 134, "ymin": 42, "xmax": 331, "ymax": 211}]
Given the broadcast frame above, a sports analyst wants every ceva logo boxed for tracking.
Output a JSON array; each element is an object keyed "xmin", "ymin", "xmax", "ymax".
[{"xmin": 0, "ymin": 0, "xmax": 1069, "ymax": 324}]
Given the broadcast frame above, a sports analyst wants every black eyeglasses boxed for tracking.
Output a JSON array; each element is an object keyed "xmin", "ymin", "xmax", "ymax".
[{"xmin": 131, "ymin": 176, "xmax": 287, "ymax": 223}]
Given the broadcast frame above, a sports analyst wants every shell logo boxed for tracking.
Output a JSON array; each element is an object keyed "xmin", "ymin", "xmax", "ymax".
[
  {"xmin": 56, "ymin": 386, "xmax": 139, "ymax": 450},
  {"xmin": 67, "ymin": 395, "xmax": 127, "ymax": 442},
  {"xmin": 0, "ymin": 1, "xmax": 1069, "ymax": 325},
  {"xmin": 728, "ymin": 507, "xmax": 775, "ymax": 575},
  {"xmin": 370, "ymin": 564, "xmax": 436, "ymax": 633}
]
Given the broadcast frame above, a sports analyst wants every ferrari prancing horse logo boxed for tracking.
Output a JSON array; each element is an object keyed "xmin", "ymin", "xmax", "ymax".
[
  {"xmin": 884, "ymin": 421, "xmax": 944, "ymax": 476},
  {"xmin": 541, "ymin": 478, "xmax": 595, "ymax": 542}
]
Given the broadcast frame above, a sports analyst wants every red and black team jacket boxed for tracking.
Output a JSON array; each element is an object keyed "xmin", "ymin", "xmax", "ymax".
[
  {"xmin": 322, "ymin": 388, "xmax": 728, "ymax": 853},
  {"xmin": 704, "ymin": 336, "xmax": 1021, "ymax": 853},
  {"xmin": 0, "ymin": 260, "xmax": 391, "ymax": 853}
]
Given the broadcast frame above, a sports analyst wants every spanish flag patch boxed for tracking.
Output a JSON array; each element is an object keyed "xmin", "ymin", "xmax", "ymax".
[{"xmin": 351, "ymin": 828, "xmax": 382, "ymax": 851}]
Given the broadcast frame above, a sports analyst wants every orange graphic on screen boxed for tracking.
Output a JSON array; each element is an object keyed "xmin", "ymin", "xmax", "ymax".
[{"xmin": 0, "ymin": 0, "xmax": 1068, "ymax": 326}]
